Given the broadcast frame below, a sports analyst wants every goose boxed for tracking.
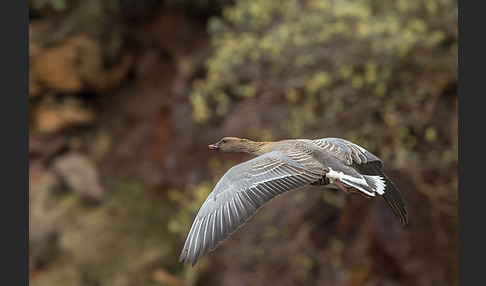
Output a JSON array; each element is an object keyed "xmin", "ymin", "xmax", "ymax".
[{"xmin": 179, "ymin": 137, "xmax": 408, "ymax": 266}]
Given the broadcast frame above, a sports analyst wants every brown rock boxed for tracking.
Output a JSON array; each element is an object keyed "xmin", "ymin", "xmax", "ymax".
[
  {"xmin": 31, "ymin": 33, "xmax": 132, "ymax": 95},
  {"xmin": 29, "ymin": 160, "xmax": 46, "ymax": 194},
  {"xmin": 29, "ymin": 170, "xmax": 63, "ymax": 269},
  {"xmin": 52, "ymin": 152, "xmax": 106, "ymax": 202},
  {"xmin": 29, "ymin": 69, "xmax": 42, "ymax": 98},
  {"xmin": 32, "ymin": 38, "xmax": 84, "ymax": 93},
  {"xmin": 34, "ymin": 96, "xmax": 96, "ymax": 134},
  {"xmin": 152, "ymin": 269, "xmax": 181, "ymax": 286}
]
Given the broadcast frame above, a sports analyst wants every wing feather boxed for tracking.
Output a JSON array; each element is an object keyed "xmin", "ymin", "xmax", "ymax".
[
  {"xmin": 309, "ymin": 138, "xmax": 407, "ymax": 224},
  {"xmin": 309, "ymin": 138, "xmax": 381, "ymax": 166},
  {"xmin": 179, "ymin": 151, "xmax": 324, "ymax": 266}
]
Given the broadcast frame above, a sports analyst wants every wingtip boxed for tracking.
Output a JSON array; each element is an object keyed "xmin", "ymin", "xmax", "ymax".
[
  {"xmin": 179, "ymin": 249, "xmax": 187, "ymax": 263},
  {"xmin": 179, "ymin": 252, "xmax": 198, "ymax": 267},
  {"xmin": 401, "ymin": 213, "xmax": 409, "ymax": 225},
  {"xmin": 396, "ymin": 206, "xmax": 408, "ymax": 225},
  {"xmin": 181, "ymin": 256, "xmax": 192, "ymax": 267}
]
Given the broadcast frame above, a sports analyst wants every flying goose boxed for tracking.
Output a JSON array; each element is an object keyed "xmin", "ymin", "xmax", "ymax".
[{"xmin": 179, "ymin": 137, "xmax": 408, "ymax": 266}]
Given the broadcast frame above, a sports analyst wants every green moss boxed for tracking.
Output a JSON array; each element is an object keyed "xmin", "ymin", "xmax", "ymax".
[
  {"xmin": 167, "ymin": 181, "xmax": 214, "ymax": 238},
  {"xmin": 186, "ymin": 0, "xmax": 457, "ymax": 206},
  {"xmin": 190, "ymin": 0, "xmax": 456, "ymax": 129},
  {"xmin": 32, "ymin": 0, "xmax": 67, "ymax": 11}
]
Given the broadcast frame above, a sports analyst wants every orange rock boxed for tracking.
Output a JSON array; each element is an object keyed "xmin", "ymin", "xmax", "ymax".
[
  {"xmin": 32, "ymin": 40, "xmax": 83, "ymax": 93},
  {"xmin": 152, "ymin": 269, "xmax": 181, "ymax": 286},
  {"xmin": 34, "ymin": 97, "xmax": 96, "ymax": 134}
]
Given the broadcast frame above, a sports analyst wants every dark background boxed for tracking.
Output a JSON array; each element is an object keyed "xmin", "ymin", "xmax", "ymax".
[{"xmin": 28, "ymin": 0, "xmax": 458, "ymax": 285}]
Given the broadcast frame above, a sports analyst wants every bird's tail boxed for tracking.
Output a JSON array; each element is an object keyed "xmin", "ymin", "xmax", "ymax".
[
  {"xmin": 352, "ymin": 162, "xmax": 408, "ymax": 225},
  {"xmin": 381, "ymin": 174, "xmax": 408, "ymax": 225}
]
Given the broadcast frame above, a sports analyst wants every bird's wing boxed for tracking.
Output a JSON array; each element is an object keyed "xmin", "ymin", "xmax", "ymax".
[
  {"xmin": 309, "ymin": 138, "xmax": 382, "ymax": 166},
  {"xmin": 179, "ymin": 150, "xmax": 325, "ymax": 266}
]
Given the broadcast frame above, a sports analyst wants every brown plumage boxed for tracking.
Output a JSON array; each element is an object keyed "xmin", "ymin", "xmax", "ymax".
[{"xmin": 180, "ymin": 137, "xmax": 408, "ymax": 266}]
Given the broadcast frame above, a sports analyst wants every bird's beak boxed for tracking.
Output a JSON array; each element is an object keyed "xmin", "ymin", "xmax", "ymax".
[{"xmin": 208, "ymin": 142, "xmax": 220, "ymax": 150}]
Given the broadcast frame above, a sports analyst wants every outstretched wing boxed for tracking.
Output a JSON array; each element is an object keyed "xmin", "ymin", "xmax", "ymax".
[{"xmin": 179, "ymin": 151, "xmax": 325, "ymax": 266}]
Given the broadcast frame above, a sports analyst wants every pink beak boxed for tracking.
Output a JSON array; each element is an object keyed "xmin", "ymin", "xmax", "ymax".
[{"xmin": 208, "ymin": 142, "xmax": 220, "ymax": 150}]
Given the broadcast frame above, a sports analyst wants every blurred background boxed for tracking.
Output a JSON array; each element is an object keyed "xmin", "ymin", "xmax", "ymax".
[{"xmin": 29, "ymin": 0, "xmax": 457, "ymax": 285}]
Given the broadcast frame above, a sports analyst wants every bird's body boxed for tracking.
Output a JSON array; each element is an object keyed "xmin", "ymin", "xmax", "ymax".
[{"xmin": 179, "ymin": 137, "xmax": 408, "ymax": 266}]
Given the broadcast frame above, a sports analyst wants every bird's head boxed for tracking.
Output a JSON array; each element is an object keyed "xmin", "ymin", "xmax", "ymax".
[{"xmin": 209, "ymin": 137, "xmax": 249, "ymax": 153}]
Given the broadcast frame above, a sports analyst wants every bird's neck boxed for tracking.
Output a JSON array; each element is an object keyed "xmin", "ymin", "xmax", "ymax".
[{"xmin": 238, "ymin": 140, "xmax": 275, "ymax": 156}]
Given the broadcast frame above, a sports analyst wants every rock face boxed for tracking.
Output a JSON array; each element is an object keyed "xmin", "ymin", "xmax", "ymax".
[
  {"xmin": 52, "ymin": 152, "xmax": 106, "ymax": 202},
  {"xmin": 29, "ymin": 1, "xmax": 457, "ymax": 286}
]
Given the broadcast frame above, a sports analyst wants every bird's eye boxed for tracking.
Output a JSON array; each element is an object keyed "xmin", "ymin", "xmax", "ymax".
[{"xmin": 222, "ymin": 139, "xmax": 227, "ymax": 143}]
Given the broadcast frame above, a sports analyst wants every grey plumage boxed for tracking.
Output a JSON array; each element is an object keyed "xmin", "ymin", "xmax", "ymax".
[{"xmin": 179, "ymin": 137, "xmax": 408, "ymax": 266}]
